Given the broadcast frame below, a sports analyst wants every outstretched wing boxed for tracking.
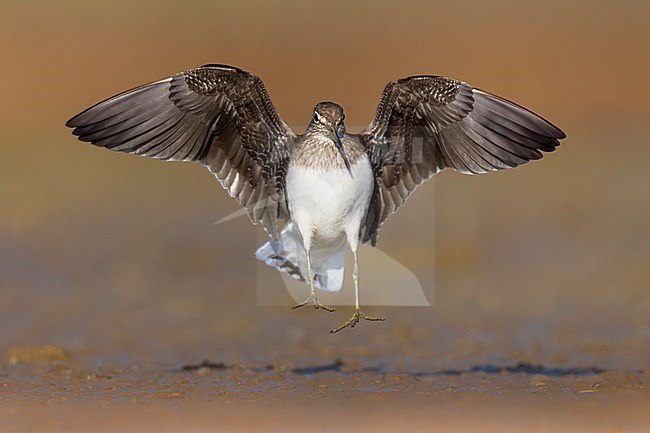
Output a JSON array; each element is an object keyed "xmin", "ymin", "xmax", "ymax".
[
  {"xmin": 67, "ymin": 64, "xmax": 295, "ymax": 240},
  {"xmin": 359, "ymin": 76, "xmax": 565, "ymax": 245}
]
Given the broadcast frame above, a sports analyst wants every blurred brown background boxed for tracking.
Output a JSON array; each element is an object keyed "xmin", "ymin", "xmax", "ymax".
[{"xmin": 0, "ymin": 0, "xmax": 648, "ymax": 372}]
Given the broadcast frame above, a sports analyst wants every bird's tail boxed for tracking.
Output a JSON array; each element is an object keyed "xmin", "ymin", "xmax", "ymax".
[{"xmin": 255, "ymin": 222, "xmax": 346, "ymax": 292}]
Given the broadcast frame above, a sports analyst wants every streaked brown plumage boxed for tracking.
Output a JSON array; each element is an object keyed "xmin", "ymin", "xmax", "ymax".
[{"xmin": 67, "ymin": 64, "xmax": 565, "ymax": 332}]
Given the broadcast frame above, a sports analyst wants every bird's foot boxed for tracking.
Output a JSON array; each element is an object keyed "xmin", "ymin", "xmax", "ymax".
[
  {"xmin": 330, "ymin": 308, "xmax": 384, "ymax": 333},
  {"xmin": 292, "ymin": 293, "xmax": 336, "ymax": 312}
]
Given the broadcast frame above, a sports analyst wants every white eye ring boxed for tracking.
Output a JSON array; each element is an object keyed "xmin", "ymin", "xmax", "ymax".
[{"xmin": 313, "ymin": 112, "xmax": 320, "ymax": 123}]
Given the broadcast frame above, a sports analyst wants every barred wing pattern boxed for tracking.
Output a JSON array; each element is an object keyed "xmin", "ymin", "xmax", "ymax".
[
  {"xmin": 359, "ymin": 76, "xmax": 565, "ymax": 245},
  {"xmin": 67, "ymin": 65, "xmax": 295, "ymax": 240}
]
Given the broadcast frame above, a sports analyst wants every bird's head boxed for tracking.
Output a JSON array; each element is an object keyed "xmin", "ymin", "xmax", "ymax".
[
  {"xmin": 310, "ymin": 102, "xmax": 350, "ymax": 170},
  {"xmin": 311, "ymin": 101, "xmax": 346, "ymax": 132}
]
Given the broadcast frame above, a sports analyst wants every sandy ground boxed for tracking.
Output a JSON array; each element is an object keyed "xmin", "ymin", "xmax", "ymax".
[
  {"xmin": 1, "ymin": 358, "xmax": 648, "ymax": 432},
  {"xmin": 1, "ymin": 1, "xmax": 649, "ymax": 432}
]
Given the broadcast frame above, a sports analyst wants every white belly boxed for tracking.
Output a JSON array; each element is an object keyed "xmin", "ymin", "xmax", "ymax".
[{"xmin": 286, "ymin": 156, "xmax": 374, "ymax": 245}]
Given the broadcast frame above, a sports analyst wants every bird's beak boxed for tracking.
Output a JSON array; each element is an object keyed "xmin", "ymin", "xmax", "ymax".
[{"xmin": 331, "ymin": 127, "xmax": 351, "ymax": 172}]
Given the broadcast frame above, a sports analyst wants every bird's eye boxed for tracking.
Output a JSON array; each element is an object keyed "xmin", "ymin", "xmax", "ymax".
[{"xmin": 313, "ymin": 112, "xmax": 320, "ymax": 123}]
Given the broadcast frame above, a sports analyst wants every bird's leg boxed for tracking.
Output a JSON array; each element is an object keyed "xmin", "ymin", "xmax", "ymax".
[
  {"xmin": 292, "ymin": 250, "xmax": 335, "ymax": 312},
  {"xmin": 330, "ymin": 249, "xmax": 384, "ymax": 333}
]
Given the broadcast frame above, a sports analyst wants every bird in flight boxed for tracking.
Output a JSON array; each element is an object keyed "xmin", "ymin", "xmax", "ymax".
[{"xmin": 67, "ymin": 64, "xmax": 565, "ymax": 333}]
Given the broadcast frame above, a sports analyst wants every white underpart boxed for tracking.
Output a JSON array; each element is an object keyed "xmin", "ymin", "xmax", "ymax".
[{"xmin": 255, "ymin": 155, "xmax": 374, "ymax": 292}]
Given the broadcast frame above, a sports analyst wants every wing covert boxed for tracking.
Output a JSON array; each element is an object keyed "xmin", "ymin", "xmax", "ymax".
[
  {"xmin": 67, "ymin": 64, "xmax": 295, "ymax": 240},
  {"xmin": 359, "ymin": 75, "xmax": 565, "ymax": 245}
]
